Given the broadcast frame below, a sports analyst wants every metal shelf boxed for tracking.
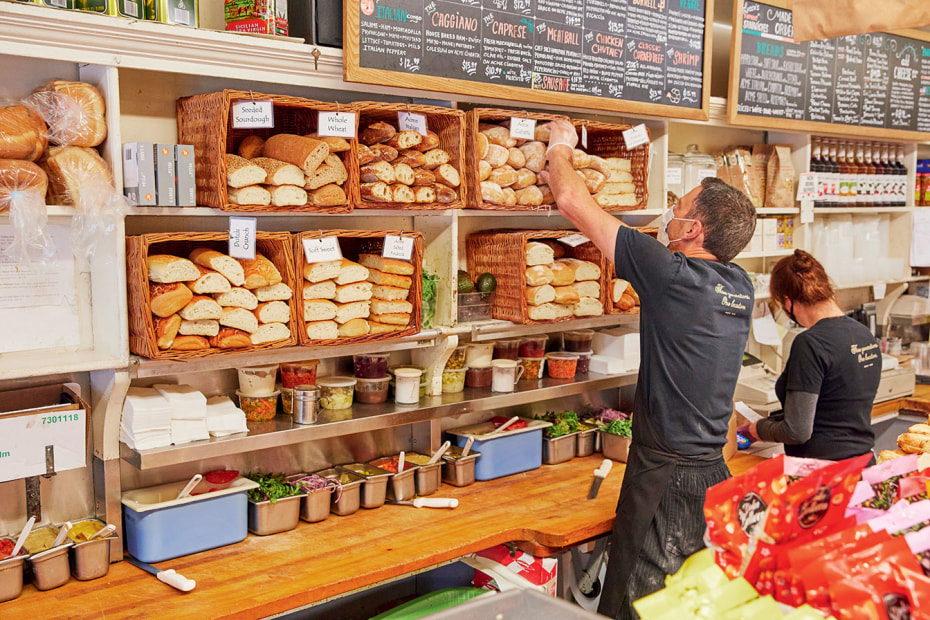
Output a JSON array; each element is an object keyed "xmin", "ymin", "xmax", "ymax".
[
  {"xmin": 120, "ymin": 370, "xmax": 637, "ymax": 469},
  {"xmin": 448, "ymin": 314, "xmax": 640, "ymax": 340},
  {"xmin": 813, "ymin": 207, "xmax": 912, "ymax": 214},
  {"xmin": 736, "ymin": 249, "xmax": 795, "ymax": 260}
]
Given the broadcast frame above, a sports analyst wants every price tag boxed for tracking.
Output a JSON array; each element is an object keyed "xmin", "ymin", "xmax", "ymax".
[
  {"xmin": 382, "ymin": 234, "xmax": 415, "ymax": 261},
  {"xmin": 228, "ymin": 216, "xmax": 257, "ymax": 260},
  {"xmin": 509, "ymin": 117, "xmax": 536, "ymax": 140},
  {"xmin": 666, "ymin": 166, "xmax": 682, "ymax": 186},
  {"xmin": 398, "ymin": 112, "xmax": 428, "ymax": 135},
  {"xmin": 580, "ymin": 124, "xmax": 588, "ymax": 150},
  {"xmin": 559, "ymin": 233, "xmax": 590, "ymax": 247},
  {"xmin": 800, "ymin": 199, "xmax": 814, "ymax": 224},
  {"xmin": 873, "ymin": 282, "xmax": 887, "ymax": 300},
  {"xmin": 231, "ymin": 99, "xmax": 274, "ymax": 129},
  {"xmin": 0, "ymin": 409, "xmax": 86, "ymax": 483},
  {"xmin": 622, "ymin": 124, "xmax": 649, "ymax": 149},
  {"xmin": 796, "ymin": 172, "xmax": 819, "ymax": 200},
  {"xmin": 318, "ymin": 111, "xmax": 357, "ymax": 138},
  {"xmin": 302, "ymin": 236, "xmax": 342, "ymax": 263}
]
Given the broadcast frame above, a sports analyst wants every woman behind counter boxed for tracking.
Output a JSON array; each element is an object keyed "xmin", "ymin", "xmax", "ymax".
[{"xmin": 747, "ymin": 250, "xmax": 881, "ymax": 461}]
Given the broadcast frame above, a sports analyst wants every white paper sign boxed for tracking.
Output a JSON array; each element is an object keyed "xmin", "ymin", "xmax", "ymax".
[
  {"xmin": 0, "ymin": 409, "xmax": 86, "ymax": 483},
  {"xmin": 800, "ymin": 199, "xmax": 814, "ymax": 224},
  {"xmin": 796, "ymin": 172, "xmax": 819, "ymax": 200},
  {"xmin": 912, "ymin": 209, "xmax": 930, "ymax": 267},
  {"xmin": 666, "ymin": 166, "xmax": 683, "ymax": 186},
  {"xmin": 509, "ymin": 117, "xmax": 536, "ymax": 140},
  {"xmin": 382, "ymin": 235, "xmax": 414, "ymax": 261},
  {"xmin": 398, "ymin": 112, "xmax": 428, "ymax": 135},
  {"xmin": 622, "ymin": 124, "xmax": 649, "ymax": 149},
  {"xmin": 231, "ymin": 100, "xmax": 274, "ymax": 129},
  {"xmin": 559, "ymin": 233, "xmax": 590, "ymax": 247},
  {"xmin": 752, "ymin": 310, "xmax": 782, "ymax": 346},
  {"xmin": 302, "ymin": 236, "xmax": 342, "ymax": 263},
  {"xmin": 735, "ymin": 401, "xmax": 764, "ymax": 424},
  {"xmin": 318, "ymin": 111, "xmax": 357, "ymax": 138},
  {"xmin": 228, "ymin": 217, "xmax": 257, "ymax": 260},
  {"xmin": 580, "ymin": 124, "xmax": 588, "ymax": 149},
  {"xmin": 697, "ymin": 168, "xmax": 716, "ymax": 182},
  {"xmin": 873, "ymin": 283, "xmax": 887, "ymax": 300}
]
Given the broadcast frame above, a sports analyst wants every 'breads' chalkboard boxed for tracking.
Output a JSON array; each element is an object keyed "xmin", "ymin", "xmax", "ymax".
[
  {"xmin": 344, "ymin": 0, "xmax": 712, "ymax": 121},
  {"xmin": 729, "ymin": 0, "xmax": 930, "ymax": 139}
]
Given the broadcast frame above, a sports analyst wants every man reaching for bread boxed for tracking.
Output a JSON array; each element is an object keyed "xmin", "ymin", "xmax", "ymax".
[{"xmin": 544, "ymin": 119, "xmax": 756, "ymax": 619}]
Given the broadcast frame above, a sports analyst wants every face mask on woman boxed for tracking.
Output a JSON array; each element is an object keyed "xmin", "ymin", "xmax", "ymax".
[{"xmin": 658, "ymin": 205, "xmax": 697, "ymax": 247}]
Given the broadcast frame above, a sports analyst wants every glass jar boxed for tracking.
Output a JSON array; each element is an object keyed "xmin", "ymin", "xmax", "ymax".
[
  {"xmin": 667, "ymin": 152, "xmax": 685, "ymax": 200},
  {"xmin": 683, "ymin": 144, "xmax": 716, "ymax": 195}
]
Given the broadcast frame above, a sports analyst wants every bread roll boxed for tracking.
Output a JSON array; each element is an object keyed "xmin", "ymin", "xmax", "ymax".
[
  {"xmin": 392, "ymin": 184, "xmax": 415, "ymax": 203},
  {"xmin": 213, "ymin": 284, "xmax": 259, "ymax": 309},
  {"xmin": 506, "ymin": 147, "xmax": 526, "ymax": 169},
  {"xmin": 501, "ymin": 185, "xmax": 516, "ymax": 205},
  {"xmin": 370, "ymin": 299, "xmax": 413, "ymax": 315},
  {"xmin": 253, "ymin": 300, "xmax": 291, "ymax": 324},
  {"xmin": 0, "ymin": 159, "xmax": 48, "ymax": 212},
  {"xmin": 627, "ymin": 285, "xmax": 640, "ymax": 304},
  {"xmin": 190, "ymin": 248, "xmax": 246, "ymax": 287},
  {"xmin": 360, "ymin": 160, "xmax": 396, "ymax": 184},
  {"xmin": 386, "ymin": 130, "xmax": 422, "ymax": 150},
  {"xmin": 359, "ymin": 121, "xmax": 396, "ymax": 146},
  {"xmin": 304, "ymin": 260, "xmax": 341, "ymax": 283},
  {"xmin": 512, "ymin": 168, "xmax": 537, "ymax": 190},
  {"xmin": 593, "ymin": 192, "xmax": 638, "ymax": 208},
  {"xmin": 190, "ymin": 266, "xmax": 232, "ymax": 295},
  {"xmin": 303, "ymin": 280, "xmax": 336, "ymax": 300},
  {"xmin": 357, "ymin": 144, "xmax": 375, "ymax": 166},
  {"xmin": 423, "ymin": 148, "xmax": 450, "ymax": 170},
  {"xmin": 335, "ymin": 300, "xmax": 371, "ymax": 324},
  {"xmin": 396, "ymin": 149, "xmax": 427, "ymax": 168},
  {"xmin": 337, "ymin": 318, "xmax": 370, "ymax": 338},
  {"xmin": 534, "ymin": 123, "xmax": 552, "ymax": 142},
  {"xmin": 573, "ymin": 281, "xmax": 600, "ymax": 299},
  {"xmin": 538, "ymin": 184, "xmax": 554, "ymax": 204},
  {"xmin": 255, "ymin": 282, "xmax": 293, "ymax": 302},
  {"xmin": 250, "ymin": 157, "xmax": 304, "ymax": 186},
  {"xmin": 476, "ymin": 133, "xmax": 490, "ymax": 159},
  {"xmin": 335, "ymin": 259, "xmax": 369, "ymax": 285},
  {"xmin": 558, "ymin": 258, "xmax": 601, "ymax": 281},
  {"xmin": 615, "ymin": 291, "xmax": 636, "ymax": 311},
  {"xmin": 228, "ymin": 185, "xmax": 271, "ymax": 206},
  {"xmin": 265, "ymin": 184, "xmax": 308, "ymax": 207},
  {"xmin": 414, "ymin": 130, "xmax": 441, "ymax": 152},
  {"xmin": 540, "ymin": 240, "xmax": 566, "ymax": 259},
  {"xmin": 32, "ymin": 80, "xmax": 106, "ymax": 147},
  {"xmin": 308, "ymin": 183, "xmax": 347, "ymax": 207},
  {"xmin": 179, "ymin": 295, "xmax": 223, "ymax": 320},
  {"xmin": 606, "ymin": 157, "xmax": 632, "ymax": 172},
  {"xmin": 171, "ymin": 335, "xmax": 210, "ymax": 350},
  {"xmin": 369, "ymin": 313, "xmax": 410, "ymax": 326},
  {"xmin": 304, "ymin": 154, "xmax": 347, "ymax": 190},
  {"xmin": 579, "ymin": 169, "xmax": 606, "ymax": 193},
  {"xmin": 608, "ymin": 169, "xmax": 634, "ymax": 183},
  {"xmin": 477, "ymin": 160, "xmax": 492, "ymax": 182},
  {"xmin": 251, "ymin": 322, "xmax": 290, "ymax": 345},
  {"xmin": 150, "ymin": 282, "xmax": 194, "ymax": 318},
  {"xmin": 226, "ymin": 153, "xmax": 267, "ymax": 188},
  {"xmin": 359, "ymin": 253, "xmax": 415, "ymax": 275},
  {"xmin": 483, "ymin": 144, "xmax": 508, "ymax": 168},
  {"xmin": 371, "ymin": 284, "xmax": 410, "ymax": 301},
  {"xmin": 527, "ymin": 302, "xmax": 572, "ymax": 321},
  {"xmin": 43, "ymin": 145, "xmax": 113, "ymax": 206},
  {"xmin": 333, "ymin": 281, "xmax": 373, "ymax": 303},
  {"xmin": 480, "ymin": 181, "xmax": 504, "ymax": 205},
  {"xmin": 304, "ymin": 299, "xmax": 338, "ymax": 321},
  {"xmin": 368, "ymin": 268, "xmax": 412, "ymax": 289},
  {"xmin": 303, "ymin": 134, "xmax": 351, "ymax": 153},
  {"xmin": 434, "ymin": 163, "xmax": 460, "ymax": 188},
  {"xmin": 0, "ymin": 105, "xmax": 47, "ymax": 161},
  {"xmin": 489, "ymin": 165, "xmax": 517, "ymax": 188},
  {"xmin": 414, "ymin": 186, "xmax": 436, "ymax": 203},
  {"xmin": 369, "ymin": 143, "xmax": 399, "ymax": 163},
  {"xmin": 573, "ymin": 297, "xmax": 604, "ymax": 317},
  {"xmin": 434, "ymin": 184, "xmax": 457, "ymax": 204},
  {"xmin": 525, "ymin": 241, "xmax": 555, "ymax": 266},
  {"xmin": 210, "ymin": 327, "xmax": 252, "ymax": 348},
  {"xmin": 480, "ymin": 125, "xmax": 515, "ymax": 148},
  {"xmin": 220, "ymin": 307, "xmax": 259, "ymax": 333},
  {"xmin": 393, "ymin": 162, "xmax": 415, "ymax": 185},
  {"xmin": 305, "ymin": 320, "xmax": 339, "ymax": 340},
  {"xmin": 239, "ymin": 253, "xmax": 282, "ymax": 289},
  {"xmin": 361, "ymin": 181, "xmax": 393, "ymax": 202},
  {"xmin": 587, "ymin": 155, "xmax": 611, "ymax": 178},
  {"xmin": 519, "ymin": 141, "xmax": 546, "ymax": 172},
  {"xmin": 148, "ymin": 255, "xmax": 200, "ymax": 283},
  {"xmin": 550, "ymin": 261, "xmax": 575, "ymax": 286},
  {"xmin": 572, "ymin": 149, "xmax": 591, "ymax": 169},
  {"xmin": 515, "ymin": 185, "xmax": 543, "ymax": 206},
  {"xmin": 610, "ymin": 279, "xmax": 630, "ymax": 304},
  {"xmin": 369, "ymin": 320, "xmax": 405, "ymax": 334},
  {"xmin": 262, "ymin": 134, "xmax": 329, "ymax": 175},
  {"xmin": 552, "ymin": 286, "xmax": 580, "ymax": 304},
  {"xmin": 525, "ymin": 265, "xmax": 554, "ymax": 286},
  {"xmin": 178, "ymin": 319, "xmax": 220, "ymax": 337},
  {"xmin": 603, "ymin": 182, "xmax": 636, "ymax": 195},
  {"xmin": 526, "ymin": 284, "xmax": 555, "ymax": 305},
  {"xmin": 155, "ymin": 314, "xmax": 181, "ymax": 349}
]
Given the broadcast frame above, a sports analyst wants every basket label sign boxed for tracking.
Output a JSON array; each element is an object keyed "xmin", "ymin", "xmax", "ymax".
[
  {"xmin": 303, "ymin": 236, "xmax": 342, "ymax": 263},
  {"xmin": 318, "ymin": 111, "xmax": 357, "ymax": 138},
  {"xmin": 382, "ymin": 235, "xmax": 414, "ymax": 261},
  {"xmin": 398, "ymin": 112, "xmax": 428, "ymax": 136},
  {"xmin": 622, "ymin": 124, "xmax": 649, "ymax": 150},
  {"xmin": 581, "ymin": 124, "xmax": 588, "ymax": 150},
  {"xmin": 559, "ymin": 234, "xmax": 590, "ymax": 247},
  {"xmin": 228, "ymin": 217, "xmax": 257, "ymax": 260},
  {"xmin": 509, "ymin": 117, "xmax": 536, "ymax": 141},
  {"xmin": 231, "ymin": 100, "xmax": 274, "ymax": 129}
]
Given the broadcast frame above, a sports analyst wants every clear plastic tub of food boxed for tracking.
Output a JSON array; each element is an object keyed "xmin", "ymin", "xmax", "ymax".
[
  {"xmin": 393, "ymin": 368, "xmax": 423, "ymax": 405},
  {"xmin": 546, "ymin": 352, "xmax": 579, "ymax": 379},
  {"xmin": 456, "ymin": 292, "xmax": 494, "ymax": 323},
  {"xmin": 518, "ymin": 356, "xmax": 545, "ymax": 381},
  {"xmin": 465, "ymin": 343, "xmax": 494, "ymax": 367},
  {"xmin": 563, "ymin": 329, "xmax": 595, "ymax": 352},
  {"xmin": 281, "ymin": 386, "xmax": 293, "ymax": 416},
  {"xmin": 355, "ymin": 376, "xmax": 390, "ymax": 404},
  {"xmin": 444, "ymin": 345, "xmax": 468, "ymax": 370},
  {"xmin": 518, "ymin": 335, "xmax": 548, "ymax": 358},
  {"xmin": 465, "ymin": 365, "xmax": 492, "ymax": 388},
  {"xmin": 576, "ymin": 350, "xmax": 594, "ymax": 375},
  {"xmin": 280, "ymin": 360, "xmax": 320, "ymax": 388},
  {"xmin": 237, "ymin": 364, "xmax": 279, "ymax": 396},
  {"xmin": 442, "ymin": 368, "xmax": 467, "ymax": 393},
  {"xmin": 492, "ymin": 338, "xmax": 521, "ymax": 360},
  {"xmin": 317, "ymin": 376, "xmax": 357, "ymax": 410},
  {"xmin": 353, "ymin": 354, "xmax": 389, "ymax": 379},
  {"xmin": 236, "ymin": 390, "xmax": 280, "ymax": 421}
]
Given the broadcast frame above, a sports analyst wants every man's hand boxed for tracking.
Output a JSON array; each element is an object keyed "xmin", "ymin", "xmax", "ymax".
[{"xmin": 546, "ymin": 119, "xmax": 578, "ymax": 155}]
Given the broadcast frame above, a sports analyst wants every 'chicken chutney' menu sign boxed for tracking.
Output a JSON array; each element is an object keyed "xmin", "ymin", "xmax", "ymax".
[
  {"xmin": 729, "ymin": 0, "xmax": 930, "ymax": 140},
  {"xmin": 344, "ymin": 0, "xmax": 713, "ymax": 121}
]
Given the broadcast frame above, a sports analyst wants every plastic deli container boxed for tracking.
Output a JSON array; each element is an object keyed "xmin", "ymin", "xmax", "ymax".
[
  {"xmin": 393, "ymin": 367, "xmax": 423, "ymax": 405},
  {"xmin": 518, "ymin": 335, "xmax": 548, "ymax": 358},
  {"xmin": 465, "ymin": 343, "xmax": 494, "ymax": 368},
  {"xmin": 237, "ymin": 390, "xmax": 280, "ymax": 421},
  {"xmin": 445, "ymin": 345, "xmax": 468, "ymax": 370},
  {"xmin": 518, "ymin": 357, "xmax": 545, "ymax": 381},
  {"xmin": 465, "ymin": 365, "xmax": 492, "ymax": 388},
  {"xmin": 237, "ymin": 364, "xmax": 278, "ymax": 396},
  {"xmin": 248, "ymin": 493, "xmax": 304, "ymax": 535},
  {"xmin": 355, "ymin": 376, "xmax": 390, "ymax": 404},
  {"xmin": 576, "ymin": 350, "xmax": 594, "ymax": 375},
  {"xmin": 317, "ymin": 376, "xmax": 357, "ymax": 410},
  {"xmin": 354, "ymin": 354, "xmax": 389, "ymax": 379},
  {"xmin": 563, "ymin": 330, "xmax": 594, "ymax": 352},
  {"xmin": 442, "ymin": 368, "xmax": 467, "ymax": 393},
  {"xmin": 280, "ymin": 386, "xmax": 293, "ymax": 416},
  {"xmin": 546, "ymin": 352, "xmax": 578, "ymax": 379},
  {"xmin": 446, "ymin": 417, "xmax": 552, "ymax": 481},
  {"xmin": 492, "ymin": 338, "xmax": 521, "ymax": 360},
  {"xmin": 0, "ymin": 540, "xmax": 28, "ymax": 603},
  {"xmin": 441, "ymin": 446, "xmax": 480, "ymax": 487},
  {"xmin": 337, "ymin": 463, "xmax": 392, "ymax": 509},
  {"xmin": 280, "ymin": 360, "xmax": 320, "ymax": 388},
  {"xmin": 122, "ymin": 477, "xmax": 258, "ymax": 563}
]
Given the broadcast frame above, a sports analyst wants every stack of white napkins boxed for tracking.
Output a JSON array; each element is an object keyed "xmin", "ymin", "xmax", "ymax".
[
  {"xmin": 120, "ymin": 387, "xmax": 173, "ymax": 450},
  {"xmin": 153, "ymin": 384, "xmax": 210, "ymax": 445},
  {"xmin": 205, "ymin": 395, "xmax": 249, "ymax": 437}
]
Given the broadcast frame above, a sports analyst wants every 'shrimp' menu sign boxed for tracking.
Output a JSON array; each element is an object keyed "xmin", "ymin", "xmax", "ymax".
[{"xmin": 355, "ymin": 0, "xmax": 707, "ymax": 111}]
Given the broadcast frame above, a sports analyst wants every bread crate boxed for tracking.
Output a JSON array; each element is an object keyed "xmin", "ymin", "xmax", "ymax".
[
  {"xmin": 176, "ymin": 90, "xmax": 358, "ymax": 213},
  {"xmin": 353, "ymin": 102, "xmax": 466, "ymax": 210},
  {"xmin": 294, "ymin": 230, "xmax": 423, "ymax": 346},
  {"xmin": 465, "ymin": 229, "xmax": 608, "ymax": 325},
  {"xmin": 572, "ymin": 119, "xmax": 650, "ymax": 212},
  {"xmin": 126, "ymin": 231, "xmax": 299, "ymax": 359}
]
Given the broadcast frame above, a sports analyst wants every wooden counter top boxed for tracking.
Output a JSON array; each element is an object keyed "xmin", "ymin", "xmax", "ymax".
[{"xmin": 8, "ymin": 453, "xmax": 763, "ymax": 619}]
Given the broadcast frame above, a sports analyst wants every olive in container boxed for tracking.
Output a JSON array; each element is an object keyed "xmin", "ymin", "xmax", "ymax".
[
  {"xmin": 317, "ymin": 376, "xmax": 356, "ymax": 410},
  {"xmin": 441, "ymin": 446, "xmax": 480, "ymax": 487}
]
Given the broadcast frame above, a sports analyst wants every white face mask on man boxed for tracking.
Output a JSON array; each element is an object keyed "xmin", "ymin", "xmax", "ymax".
[{"xmin": 657, "ymin": 205, "xmax": 697, "ymax": 247}]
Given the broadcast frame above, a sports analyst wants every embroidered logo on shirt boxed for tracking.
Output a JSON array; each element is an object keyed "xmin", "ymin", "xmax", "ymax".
[
  {"xmin": 851, "ymin": 342, "xmax": 880, "ymax": 368},
  {"xmin": 715, "ymin": 283, "xmax": 750, "ymax": 314}
]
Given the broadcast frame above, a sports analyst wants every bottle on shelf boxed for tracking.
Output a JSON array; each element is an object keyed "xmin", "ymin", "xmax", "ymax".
[
  {"xmin": 824, "ymin": 138, "xmax": 840, "ymax": 208},
  {"xmin": 878, "ymin": 143, "xmax": 893, "ymax": 206},
  {"xmin": 894, "ymin": 144, "xmax": 908, "ymax": 207},
  {"xmin": 837, "ymin": 141, "xmax": 856, "ymax": 207},
  {"xmin": 854, "ymin": 141, "xmax": 872, "ymax": 207},
  {"xmin": 810, "ymin": 137, "xmax": 826, "ymax": 208}
]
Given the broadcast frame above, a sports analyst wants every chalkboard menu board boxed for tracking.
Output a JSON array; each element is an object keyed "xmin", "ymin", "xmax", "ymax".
[
  {"xmin": 344, "ymin": 0, "xmax": 712, "ymax": 121},
  {"xmin": 729, "ymin": 0, "xmax": 930, "ymax": 139}
]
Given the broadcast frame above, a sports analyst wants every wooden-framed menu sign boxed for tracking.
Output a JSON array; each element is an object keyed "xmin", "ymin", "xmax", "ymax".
[
  {"xmin": 728, "ymin": 0, "xmax": 930, "ymax": 140},
  {"xmin": 344, "ymin": 0, "xmax": 713, "ymax": 122}
]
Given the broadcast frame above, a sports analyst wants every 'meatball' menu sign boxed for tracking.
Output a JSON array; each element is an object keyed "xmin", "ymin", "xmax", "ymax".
[
  {"xmin": 344, "ymin": 0, "xmax": 712, "ymax": 121},
  {"xmin": 730, "ymin": 0, "xmax": 930, "ymax": 139}
]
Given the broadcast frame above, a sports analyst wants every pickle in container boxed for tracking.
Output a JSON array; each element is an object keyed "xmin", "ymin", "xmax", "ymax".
[
  {"xmin": 77, "ymin": 0, "xmax": 143, "ymax": 18},
  {"xmin": 144, "ymin": 0, "xmax": 198, "ymax": 27}
]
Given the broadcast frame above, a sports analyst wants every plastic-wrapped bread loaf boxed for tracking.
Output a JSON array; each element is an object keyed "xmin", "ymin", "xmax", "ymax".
[
  {"xmin": 30, "ymin": 80, "xmax": 106, "ymax": 148},
  {"xmin": 0, "ymin": 105, "xmax": 47, "ymax": 161},
  {"xmin": 0, "ymin": 159, "xmax": 47, "ymax": 213}
]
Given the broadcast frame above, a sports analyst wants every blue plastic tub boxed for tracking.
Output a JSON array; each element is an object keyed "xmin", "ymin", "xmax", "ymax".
[
  {"xmin": 446, "ymin": 418, "xmax": 551, "ymax": 481},
  {"xmin": 121, "ymin": 477, "xmax": 258, "ymax": 563}
]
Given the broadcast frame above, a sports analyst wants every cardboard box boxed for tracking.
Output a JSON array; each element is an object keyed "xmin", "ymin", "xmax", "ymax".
[
  {"xmin": 155, "ymin": 144, "xmax": 176, "ymax": 207},
  {"xmin": 122, "ymin": 142, "xmax": 156, "ymax": 207},
  {"xmin": 22, "ymin": 0, "xmax": 75, "ymax": 8},
  {"xmin": 145, "ymin": 0, "xmax": 198, "ymax": 27},
  {"xmin": 77, "ymin": 0, "xmax": 141, "ymax": 17},
  {"xmin": 472, "ymin": 545, "xmax": 558, "ymax": 597},
  {"xmin": 762, "ymin": 218, "xmax": 780, "ymax": 253},
  {"xmin": 747, "ymin": 224, "xmax": 764, "ymax": 254},
  {"xmin": 175, "ymin": 145, "xmax": 196, "ymax": 207}
]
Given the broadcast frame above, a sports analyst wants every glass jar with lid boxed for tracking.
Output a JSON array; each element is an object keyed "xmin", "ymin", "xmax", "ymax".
[
  {"xmin": 682, "ymin": 144, "xmax": 716, "ymax": 195},
  {"xmin": 666, "ymin": 152, "xmax": 685, "ymax": 201}
]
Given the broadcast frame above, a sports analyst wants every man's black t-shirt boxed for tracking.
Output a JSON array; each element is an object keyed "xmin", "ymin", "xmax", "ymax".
[
  {"xmin": 614, "ymin": 227, "xmax": 753, "ymax": 457},
  {"xmin": 773, "ymin": 316, "xmax": 880, "ymax": 459}
]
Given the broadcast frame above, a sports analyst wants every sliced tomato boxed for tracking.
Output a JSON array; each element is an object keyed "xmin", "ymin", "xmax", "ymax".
[
  {"xmin": 204, "ymin": 469, "xmax": 239, "ymax": 484},
  {"xmin": 490, "ymin": 416, "xmax": 527, "ymax": 430}
]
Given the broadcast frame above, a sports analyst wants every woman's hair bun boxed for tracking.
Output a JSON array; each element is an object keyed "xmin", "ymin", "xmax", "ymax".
[{"xmin": 793, "ymin": 249, "xmax": 815, "ymax": 274}]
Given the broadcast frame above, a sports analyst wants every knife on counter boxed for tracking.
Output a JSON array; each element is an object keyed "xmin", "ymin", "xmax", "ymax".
[
  {"xmin": 126, "ymin": 556, "xmax": 196, "ymax": 592},
  {"xmin": 587, "ymin": 459, "xmax": 613, "ymax": 500},
  {"xmin": 389, "ymin": 497, "xmax": 458, "ymax": 509}
]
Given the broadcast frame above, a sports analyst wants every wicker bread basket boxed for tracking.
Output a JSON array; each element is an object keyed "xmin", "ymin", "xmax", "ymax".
[{"xmin": 572, "ymin": 118, "xmax": 650, "ymax": 211}]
